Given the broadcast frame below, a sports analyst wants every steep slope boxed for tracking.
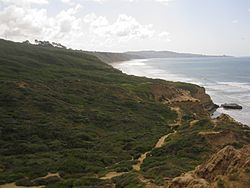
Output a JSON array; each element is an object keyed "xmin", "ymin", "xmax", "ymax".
[
  {"xmin": 0, "ymin": 39, "xmax": 249, "ymax": 188},
  {"xmin": 168, "ymin": 145, "xmax": 250, "ymax": 188},
  {"xmin": 89, "ymin": 51, "xmax": 142, "ymax": 63}
]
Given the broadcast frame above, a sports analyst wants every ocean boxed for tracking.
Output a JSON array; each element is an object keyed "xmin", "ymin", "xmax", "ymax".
[{"xmin": 112, "ymin": 57, "xmax": 250, "ymax": 126}]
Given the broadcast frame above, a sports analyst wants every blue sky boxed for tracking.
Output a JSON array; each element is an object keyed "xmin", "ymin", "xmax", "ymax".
[{"xmin": 0, "ymin": 0, "xmax": 250, "ymax": 56}]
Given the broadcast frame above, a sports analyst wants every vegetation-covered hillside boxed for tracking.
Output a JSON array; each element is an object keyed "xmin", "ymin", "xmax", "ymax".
[{"xmin": 0, "ymin": 39, "xmax": 249, "ymax": 188}]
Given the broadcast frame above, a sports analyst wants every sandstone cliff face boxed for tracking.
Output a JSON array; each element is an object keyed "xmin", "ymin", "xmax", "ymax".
[
  {"xmin": 150, "ymin": 83, "xmax": 217, "ymax": 118},
  {"xmin": 150, "ymin": 84, "xmax": 186, "ymax": 102},
  {"xmin": 168, "ymin": 145, "xmax": 250, "ymax": 188},
  {"xmin": 191, "ymin": 87, "xmax": 218, "ymax": 113}
]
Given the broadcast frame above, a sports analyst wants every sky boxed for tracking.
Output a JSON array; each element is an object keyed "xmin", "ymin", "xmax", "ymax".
[{"xmin": 0, "ymin": 0, "xmax": 250, "ymax": 56}]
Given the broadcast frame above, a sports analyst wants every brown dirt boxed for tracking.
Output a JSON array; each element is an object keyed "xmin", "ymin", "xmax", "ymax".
[
  {"xmin": 155, "ymin": 131, "xmax": 177, "ymax": 148},
  {"xmin": 133, "ymin": 152, "xmax": 151, "ymax": 171},
  {"xmin": 16, "ymin": 81, "xmax": 29, "ymax": 89},
  {"xmin": 100, "ymin": 172, "xmax": 128, "ymax": 180}
]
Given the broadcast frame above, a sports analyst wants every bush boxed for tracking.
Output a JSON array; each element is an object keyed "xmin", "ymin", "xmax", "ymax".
[
  {"xmin": 58, "ymin": 158, "xmax": 87, "ymax": 174},
  {"xmin": 217, "ymin": 178, "xmax": 225, "ymax": 188}
]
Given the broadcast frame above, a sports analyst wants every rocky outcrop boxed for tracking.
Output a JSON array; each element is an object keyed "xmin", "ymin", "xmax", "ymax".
[
  {"xmin": 214, "ymin": 113, "xmax": 240, "ymax": 124},
  {"xmin": 150, "ymin": 84, "xmax": 185, "ymax": 102},
  {"xmin": 191, "ymin": 87, "xmax": 218, "ymax": 113},
  {"xmin": 169, "ymin": 172, "xmax": 209, "ymax": 188},
  {"xmin": 150, "ymin": 84, "xmax": 216, "ymax": 119},
  {"xmin": 168, "ymin": 145, "xmax": 250, "ymax": 188},
  {"xmin": 195, "ymin": 145, "xmax": 250, "ymax": 180},
  {"xmin": 201, "ymin": 130, "xmax": 238, "ymax": 151}
]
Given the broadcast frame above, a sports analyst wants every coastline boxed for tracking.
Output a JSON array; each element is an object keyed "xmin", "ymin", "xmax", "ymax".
[{"xmin": 110, "ymin": 58, "xmax": 249, "ymax": 126}]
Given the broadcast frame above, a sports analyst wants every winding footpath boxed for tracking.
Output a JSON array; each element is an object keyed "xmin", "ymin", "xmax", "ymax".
[
  {"xmin": 132, "ymin": 131, "xmax": 177, "ymax": 172},
  {"xmin": 100, "ymin": 106, "xmax": 183, "ymax": 184},
  {"xmin": 99, "ymin": 129, "xmax": 177, "ymax": 182},
  {"xmin": 99, "ymin": 130, "xmax": 177, "ymax": 180}
]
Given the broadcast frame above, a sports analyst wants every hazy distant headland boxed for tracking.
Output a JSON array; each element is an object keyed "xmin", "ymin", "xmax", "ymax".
[
  {"xmin": 19, "ymin": 39, "xmax": 231, "ymax": 64},
  {"xmin": 92, "ymin": 50, "xmax": 231, "ymax": 64}
]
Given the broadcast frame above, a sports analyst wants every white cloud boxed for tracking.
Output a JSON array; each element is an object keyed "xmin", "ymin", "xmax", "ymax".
[
  {"xmin": 0, "ymin": 2, "xmax": 156, "ymax": 48},
  {"xmin": 84, "ymin": 13, "xmax": 155, "ymax": 41},
  {"xmin": 0, "ymin": 3, "xmax": 83, "ymax": 44},
  {"xmin": 232, "ymin": 19, "xmax": 239, "ymax": 24},
  {"xmin": 83, "ymin": 0, "xmax": 173, "ymax": 4},
  {"xmin": 61, "ymin": 0, "xmax": 76, "ymax": 6},
  {"xmin": 0, "ymin": 0, "xmax": 49, "ymax": 6},
  {"xmin": 154, "ymin": 0, "xmax": 172, "ymax": 3},
  {"xmin": 0, "ymin": 1, "xmax": 170, "ymax": 50},
  {"xmin": 84, "ymin": 13, "xmax": 108, "ymax": 27},
  {"xmin": 159, "ymin": 31, "xmax": 169, "ymax": 37},
  {"xmin": 158, "ymin": 31, "xmax": 171, "ymax": 42}
]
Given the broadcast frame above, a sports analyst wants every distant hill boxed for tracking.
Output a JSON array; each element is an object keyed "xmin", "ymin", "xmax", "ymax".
[
  {"xmin": 126, "ymin": 50, "xmax": 213, "ymax": 59},
  {"xmin": 91, "ymin": 50, "xmax": 230, "ymax": 64},
  {"xmin": 19, "ymin": 40, "xmax": 230, "ymax": 63},
  {"xmin": 126, "ymin": 50, "xmax": 232, "ymax": 60}
]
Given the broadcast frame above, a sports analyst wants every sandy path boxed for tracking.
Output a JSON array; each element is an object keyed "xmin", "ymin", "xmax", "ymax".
[
  {"xmin": 100, "ymin": 106, "xmax": 182, "ymax": 181},
  {"xmin": 132, "ymin": 151, "xmax": 151, "ymax": 171},
  {"xmin": 41, "ymin": 173, "xmax": 60, "ymax": 179},
  {"xmin": 101, "ymin": 129, "xmax": 177, "ymax": 179},
  {"xmin": 170, "ymin": 107, "xmax": 182, "ymax": 125},
  {"xmin": 155, "ymin": 131, "xmax": 177, "ymax": 148},
  {"xmin": 190, "ymin": 120, "xmax": 199, "ymax": 127},
  {"xmin": 133, "ymin": 130, "xmax": 177, "ymax": 172},
  {"xmin": 133, "ymin": 106, "xmax": 181, "ymax": 172},
  {"xmin": 100, "ymin": 171, "xmax": 127, "ymax": 180}
]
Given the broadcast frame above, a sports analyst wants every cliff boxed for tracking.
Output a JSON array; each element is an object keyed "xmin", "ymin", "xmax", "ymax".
[{"xmin": 168, "ymin": 145, "xmax": 250, "ymax": 188}]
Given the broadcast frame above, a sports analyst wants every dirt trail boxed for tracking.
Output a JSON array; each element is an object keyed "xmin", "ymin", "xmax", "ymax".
[
  {"xmin": 132, "ymin": 106, "xmax": 181, "ymax": 174},
  {"xmin": 100, "ymin": 106, "xmax": 182, "ymax": 181},
  {"xmin": 132, "ymin": 151, "xmax": 151, "ymax": 171},
  {"xmin": 100, "ymin": 129, "xmax": 177, "ymax": 181},
  {"xmin": 133, "ymin": 130, "xmax": 177, "ymax": 172},
  {"xmin": 42, "ymin": 172, "xmax": 60, "ymax": 179},
  {"xmin": 190, "ymin": 119, "xmax": 199, "ymax": 127},
  {"xmin": 155, "ymin": 131, "xmax": 177, "ymax": 148},
  {"xmin": 169, "ymin": 107, "xmax": 182, "ymax": 126},
  {"xmin": 100, "ymin": 172, "xmax": 128, "ymax": 180}
]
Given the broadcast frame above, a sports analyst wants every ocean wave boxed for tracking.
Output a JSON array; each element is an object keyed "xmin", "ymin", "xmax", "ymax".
[
  {"xmin": 204, "ymin": 81, "xmax": 250, "ymax": 94},
  {"xmin": 112, "ymin": 58, "xmax": 250, "ymax": 126},
  {"xmin": 217, "ymin": 81, "xmax": 250, "ymax": 90},
  {"xmin": 114, "ymin": 60, "xmax": 202, "ymax": 85}
]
